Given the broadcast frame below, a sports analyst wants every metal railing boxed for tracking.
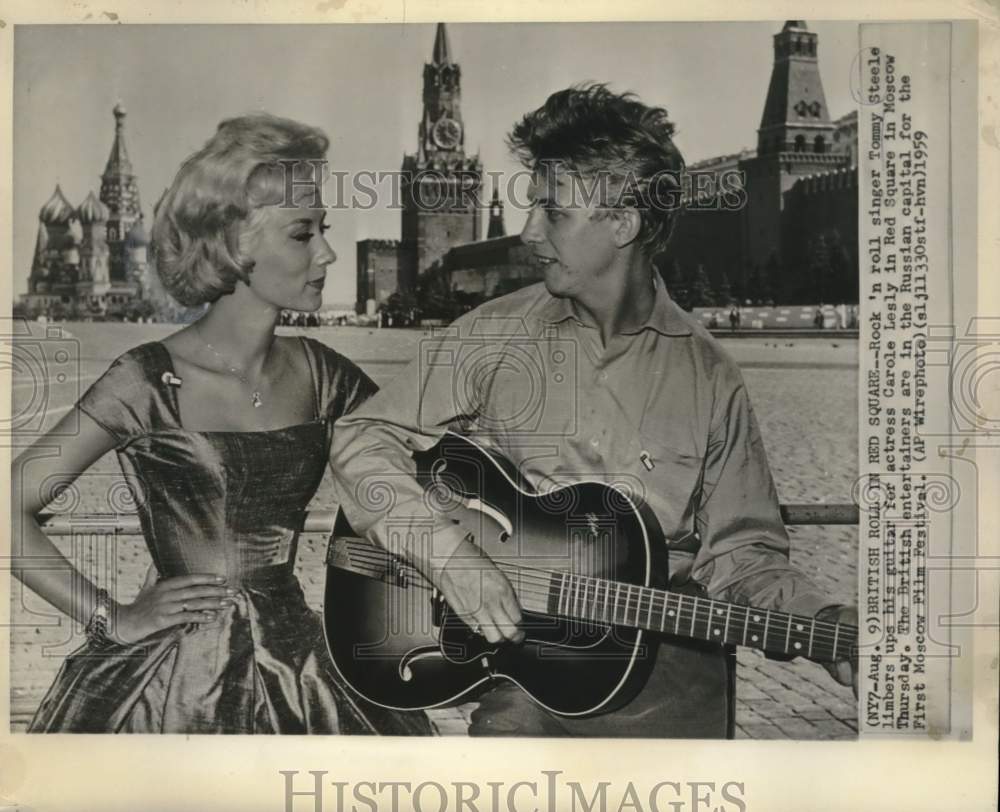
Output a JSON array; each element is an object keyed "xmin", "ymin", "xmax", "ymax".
[{"xmin": 38, "ymin": 503, "xmax": 860, "ymax": 535}]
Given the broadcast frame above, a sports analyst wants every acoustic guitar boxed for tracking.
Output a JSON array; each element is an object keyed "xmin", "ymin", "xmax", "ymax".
[{"xmin": 323, "ymin": 433, "xmax": 856, "ymax": 717}]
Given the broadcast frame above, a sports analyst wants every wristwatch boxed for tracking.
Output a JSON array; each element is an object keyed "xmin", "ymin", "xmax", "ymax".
[{"xmin": 85, "ymin": 588, "xmax": 117, "ymax": 647}]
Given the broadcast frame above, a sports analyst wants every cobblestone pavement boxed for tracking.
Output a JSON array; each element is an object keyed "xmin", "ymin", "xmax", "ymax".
[{"xmin": 9, "ymin": 325, "xmax": 858, "ymax": 738}]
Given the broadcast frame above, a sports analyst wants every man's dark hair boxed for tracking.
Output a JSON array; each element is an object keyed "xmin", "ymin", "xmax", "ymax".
[{"xmin": 506, "ymin": 82, "xmax": 686, "ymax": 259}]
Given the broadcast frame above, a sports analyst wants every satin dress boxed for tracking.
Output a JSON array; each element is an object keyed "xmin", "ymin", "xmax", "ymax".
[{"xmin": 29, "ymin": 338, "xmax": 429, "ymax": 735}]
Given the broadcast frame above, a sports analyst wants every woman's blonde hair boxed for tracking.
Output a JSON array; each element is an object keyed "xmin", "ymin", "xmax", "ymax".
[{"xmin": 152, "ymin": 113, "xmax": 329, "ymax": 306}]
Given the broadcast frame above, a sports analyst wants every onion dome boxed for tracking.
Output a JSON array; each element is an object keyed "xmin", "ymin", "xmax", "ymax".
[
  {"xmin": 125, "ymin": 217, "xmax": 149, "ymax": 248},
  {"xmin": 39, "ymin": 185, "xmax": 74, "ymax": 225},
  {"xmin": 77, "ymin": 190, "xmax": 109, "ymax": 224},
  {"xmin": 31, "ymin": 222, "xmax": 49, "ymax": 270}
]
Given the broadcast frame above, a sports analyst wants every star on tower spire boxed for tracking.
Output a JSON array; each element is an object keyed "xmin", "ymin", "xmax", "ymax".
[{"xmin": 432, "ymin": 22, "xmax": 453, "ymax": 65}]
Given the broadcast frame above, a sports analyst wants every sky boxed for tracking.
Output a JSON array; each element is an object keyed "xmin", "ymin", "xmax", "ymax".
[{"xmin": 13, "ymin": 21, "xmax": 860, "ymax": 305}]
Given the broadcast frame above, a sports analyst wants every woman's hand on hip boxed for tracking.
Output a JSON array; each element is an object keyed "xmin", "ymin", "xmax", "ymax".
[{"xmin": 113, "ymin": 568, "xmax": 235, "ymax": 644}]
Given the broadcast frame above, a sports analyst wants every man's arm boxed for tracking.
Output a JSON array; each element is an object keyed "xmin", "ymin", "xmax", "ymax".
[
  {"xmin": 690, "ymin": 378, "xmax": 857, "ymax": 690},
  {"xmin": 329, "ymin": 319, "xmax": 523, "ymax": 644}
]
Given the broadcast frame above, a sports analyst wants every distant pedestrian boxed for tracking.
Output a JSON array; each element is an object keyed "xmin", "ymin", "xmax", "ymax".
[
  {"xmin": 708, "ymin": 310, "xmax": 720, "ymax": 329},
  {"xmin": 814, "ymin": 305, "xmax": 825, "ymax": 328},
  {"xmin": 728, "ymin": 306, "xmax": 740, "ymax": 331},
  {"xmin": 836, "ymin": 303, "xmax": 847, "ymax": 329}
]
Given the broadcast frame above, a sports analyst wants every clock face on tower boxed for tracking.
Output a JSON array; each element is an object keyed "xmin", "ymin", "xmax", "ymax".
[{"xmin": 432, "ymin": 117, "xmax": 462, "ymax": 150}]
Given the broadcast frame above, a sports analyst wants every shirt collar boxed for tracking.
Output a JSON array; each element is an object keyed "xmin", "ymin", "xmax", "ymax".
[{"xmin": 538, "ymin": 273, "xmax": 693, "ymax": 337}]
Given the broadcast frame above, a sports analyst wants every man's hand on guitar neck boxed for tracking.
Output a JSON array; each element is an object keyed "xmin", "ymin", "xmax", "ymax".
[
  {"xmin": 419, "ymin": 528, "xmax": 525, "ymax": 646},
  {"xmin": 817, "ymin": 604, "xmax": 859, "ymax": 698}
]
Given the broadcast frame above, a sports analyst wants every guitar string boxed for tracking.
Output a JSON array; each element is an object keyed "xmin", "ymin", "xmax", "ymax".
[
  {"xmin": 336, "ymin": 565, "xmax": 856, "ymax": 658},
  {"xmin": 337, "ymin": 544, "xmax": 859, "ymax": 646},
  {"xmin": 334, "ymin": 569, "xmax": 855, "ymax": 662},
  {"xmin": 337, "ymin": 545, "xmax": 857, "ymax": 650}
]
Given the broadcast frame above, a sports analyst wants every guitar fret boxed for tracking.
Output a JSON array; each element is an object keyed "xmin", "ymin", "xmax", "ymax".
[
  {"xmin": 763, "ymin": 609, "xmax": 772, "ymax": 649},
  {"xmin": 674, "ymin": 593, "xmax": 681, "ymax": 635},
  {"xmin": 646, "ymin": 587, "xmax": 654, "ymax": 629},
  {"xmin": 724, "ymin": 603, "xmax": 732, "ymax": 644},
  {"xmin": 832, "ymin": 622, "xmax": 840, "ymax": 661},
  {"xmin": 557, "ymin": 573, "xmax": 567, "ymax": 616},
  {"xmin": 613, "ymin": 582, "xmax": 622, "ymax": 625},
  {"xmin": 706, "ymin": 599, "xmax": 715, "ymax": 640},
  {"xmin": 603, "ymin": 580, "xmax": 611, "ymax": 624},
  {"xmin": 784, "ymin": 612, "xmax": 792, "ymax": 653},
  {"xmin": 659, "ymin": 591, "xmax": 668, "ymax": 633},
  {"xmin": 742, "ymin": 606, "xmax": 750, "ymax": 646},
  {"xmin": 689, "ymin": 595, "xmax": 698, "ymax": 636},
  {"xmin": 623, "ymin": 584, "xmax": 632, "ymax": 625},
  {"xmin": 808, "ymin": 617, "xmax": 816, "ymax": 658}
]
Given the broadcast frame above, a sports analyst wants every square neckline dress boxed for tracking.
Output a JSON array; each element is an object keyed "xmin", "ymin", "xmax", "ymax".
[{"xmin": 29, "ymin": 337, "xmax": 430, "ymax": 735}]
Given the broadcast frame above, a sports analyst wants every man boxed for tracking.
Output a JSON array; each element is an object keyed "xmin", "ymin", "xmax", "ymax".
[{"xmin": 330, "ymin": 84, "xmax": 856, "ymax": 737}]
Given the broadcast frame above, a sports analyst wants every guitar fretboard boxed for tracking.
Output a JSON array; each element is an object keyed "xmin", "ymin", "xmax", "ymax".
[
  {"xmin": 538, "ymin": 571, "xmax": 854, "ymax": 663},
  {"xmin": 329, "ymin": 537, "xmax": 857, "ymax": 663}
]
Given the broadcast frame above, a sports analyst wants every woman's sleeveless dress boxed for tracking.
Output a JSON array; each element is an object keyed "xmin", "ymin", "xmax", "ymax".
[{"xmin": 29, "ymin": 337, "xmax": 430, "ymax": 735}]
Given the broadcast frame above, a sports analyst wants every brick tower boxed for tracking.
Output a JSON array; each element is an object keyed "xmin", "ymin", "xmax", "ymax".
[
  {"xmin": 400, "ymin": 23, "xmax": 484, "ymax": 291},
  {"xmin": 738, "ymin": 21, "xmax": 849, "ymax": 273}
]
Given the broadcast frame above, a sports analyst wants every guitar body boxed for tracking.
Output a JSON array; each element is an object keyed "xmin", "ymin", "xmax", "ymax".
[{"xmin": 324, "ymin": 433, "xmax": 667, "ymax": 717}]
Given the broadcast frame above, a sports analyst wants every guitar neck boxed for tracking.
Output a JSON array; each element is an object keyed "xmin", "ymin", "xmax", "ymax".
[
  {"xmin": 328, "ymin": 537, "xmax": 856, "ymax": 663},
  {"xmin": 511, "ymin": 567, "xmax": 856, "ymax": 663}
]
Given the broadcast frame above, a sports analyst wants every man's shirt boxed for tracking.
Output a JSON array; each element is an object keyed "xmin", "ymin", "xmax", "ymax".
[{"xmin": 330, "ymin": 278, "xmax": 833, "ymax": 618}]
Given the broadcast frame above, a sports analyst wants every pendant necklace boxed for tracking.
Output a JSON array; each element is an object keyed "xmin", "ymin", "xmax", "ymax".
[{"xmin": 196, "ymin": 324, "xmax": 268, "ymax": 409}]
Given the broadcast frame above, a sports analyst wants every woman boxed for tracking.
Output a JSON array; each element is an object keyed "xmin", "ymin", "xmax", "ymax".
[{"xmin": 12, "ymin": 113, "xmax": 428, "ymax": 734}]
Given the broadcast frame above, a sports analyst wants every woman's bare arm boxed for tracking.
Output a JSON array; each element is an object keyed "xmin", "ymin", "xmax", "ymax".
[{"xmin": 11, "ymin": 409, "xmax": 231, "ymax": 640}]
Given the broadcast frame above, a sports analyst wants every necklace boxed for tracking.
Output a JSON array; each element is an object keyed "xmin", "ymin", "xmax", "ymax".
[{"xmin": 195, "ymin": 324, "xmax": 268, "ymax": 409}]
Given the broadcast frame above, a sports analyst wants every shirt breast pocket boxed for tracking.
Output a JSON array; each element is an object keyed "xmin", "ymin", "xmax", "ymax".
[{"xmin": 630, "ymin": 432, "xmax": 704, "ymax": 544}]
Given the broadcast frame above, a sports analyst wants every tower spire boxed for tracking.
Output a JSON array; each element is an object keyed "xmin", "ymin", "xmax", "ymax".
[
  {"xmin": 104, "ymin": 101, "xmax": 134, "ymax": 178},
  {"xmin": 99, "ymin": 101, "xmax": 142, "ymax": 283},
  {"xmin": 432, "ymin": 22, "xmax": 453, "ymax": 65},
  {"xmin": 487, "ymin": 181, "xmax": 506, "ymax": 239}
]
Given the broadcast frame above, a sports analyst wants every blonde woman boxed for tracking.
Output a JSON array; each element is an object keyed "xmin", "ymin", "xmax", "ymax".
[{"xmin": 12, "ymin": 113, "xmax": 427, "ymax": 734}]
